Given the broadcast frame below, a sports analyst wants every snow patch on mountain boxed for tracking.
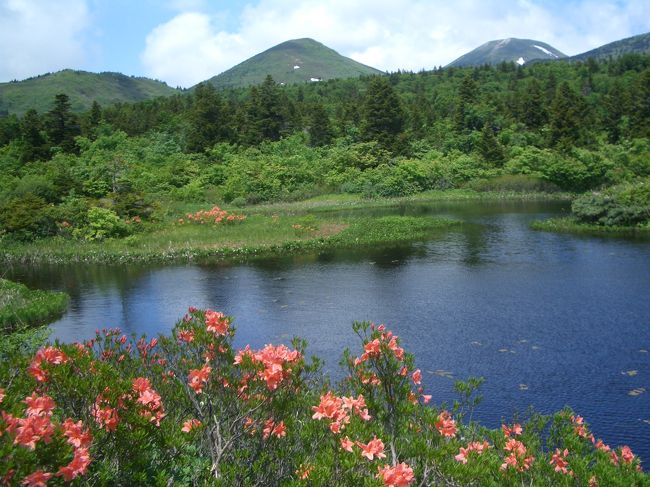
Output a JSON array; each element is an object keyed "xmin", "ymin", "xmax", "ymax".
[
  {"xmin": 533, "ymin": 44, "xmax": 558, "ymax": 58},
  {"xmin": 516, "ymin": 57, "xmax": 525, "ymax": 65}
]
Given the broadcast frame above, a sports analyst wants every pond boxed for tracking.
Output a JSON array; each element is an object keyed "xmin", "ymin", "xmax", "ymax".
[{"xmin": 6, "ymin": 200, "xmax": 650, "ymax": 460}]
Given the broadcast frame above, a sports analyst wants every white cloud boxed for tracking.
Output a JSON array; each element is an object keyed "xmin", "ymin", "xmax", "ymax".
[
  {"xmin": 0, "ymin": 0, "xmax": 91, "ymax": 81},
  {"xmin": 141, "ymin": 0, "xmax": 650, "ymax": 88}
]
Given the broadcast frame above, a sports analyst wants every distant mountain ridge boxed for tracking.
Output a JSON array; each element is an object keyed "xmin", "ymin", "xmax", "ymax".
[
  {"xmin": 568, "ymin": 32, "xmax": 650, "ymax": 62},
  {"xmin": 203, "ymin": 38, "xmax": 383, "ymax": 90},
  {"xmin": 447, "ymin": 38, "xmax": 567, "ymax": 67},
  {"xmin": 0, "ymin": 70, "xmax": 178, "ymax": 115}
]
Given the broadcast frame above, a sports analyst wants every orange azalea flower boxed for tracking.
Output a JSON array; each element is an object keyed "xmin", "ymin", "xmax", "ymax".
[
  {"xmin": 14, "ymin": 415, "xmax": 55, "ymax": 450},
  {"xmin": 177, "ymin": 329, "xmax": 194, "ymax": 343},
  {"xmin": 262, "ymin": 419, "xmax": 286, "ymax": 439},
  {"xmin": 20, "ymin": 471, "xmax": 52, "ymax": 487},
  {"xmin": 181, "ymin": 419, "xmax": 202, "ymax": 433},
  {"xmin": 205, "ymin": 310, "xmax": 230, "ymax": 336},
  {"xmin": 455, "ymin": 441, "xmax": 491, "ymax": 463},
  {"xmin": 312, "ymin": 392, "xmax": 343, "ymax": 421},
  {"xmin": 295, "ymin": 463, "xmax": 314, "ymax": 480},
  {"xmin": 387, "ymin": 336, "xmax": 404, "ymax": 360},
  {"xmin": 62, "ymin": 419, "xmax": 92, "ymax": 449},
  {"xmin": 502, "ymin": 423, "xmax": 522, "ymax": 437},
  {"xmin": 435, "ymin": 411, "xmax": 457, "ymax": 438},
  {"xmin": 340, "ymin": 436, "xmax": 355, "ymax": 452},
  {"xmin": 24, "ymin": 393, "xmax": 55, "ymax": 417},
  {"xmin": 0, "ymin": 388, "xmax": 4, "ymax": 403},
  {"xmin": 377, "ymin": 462, "xmax": 414, "ymax": 487},
  {"xmin": 550, "ymin": 448, "xmax": 571, "ymax": 475},
  {"xmin": 188, "ymin": 364, "xmax": 211, "ymax": 394},
  {"xmin": 357, "ymin": 436, "xmax": 386, "ymax": 461},
  {"xmin": 621, "ymin": 446, "xmax": 635, "ymax": 464},
  {"xmin": 56, "ymin": 447, "xmax": 91, "ymax": 481},
  {"xmin": 412, "ymin": 369, "xmax": 422, "ymax": 385}
]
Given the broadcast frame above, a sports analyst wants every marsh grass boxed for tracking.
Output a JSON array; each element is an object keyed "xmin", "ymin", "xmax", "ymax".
[
  {"xmin": 1, "ymin": 190, "xmax": 569, "ymax": 265},
  {"xmin": 531, "ymin": 217, "xmax": 650, "ymax": 236},
  {"xmin": 0, "ymin": 278, "xmax": 68, "ymax": 334}
]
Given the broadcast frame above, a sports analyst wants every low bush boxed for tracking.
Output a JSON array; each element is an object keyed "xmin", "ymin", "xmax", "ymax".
[
  {"xmin": 0, "ymin": 308, "xmax": 645, "ymax": 485},
  {"xmin": 572, "ymin": 178, "xmax": 650, "ymax": 226},
  {"xmin": 468, "ymin": 175, "xmax": 560, "ymax": 193}
]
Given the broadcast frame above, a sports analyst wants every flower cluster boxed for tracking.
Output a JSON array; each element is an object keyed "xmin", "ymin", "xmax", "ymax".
[
  {"xmin": 27, "ymin": 346, "xmax": 68, "ymax": 383},
  {"xmin": 454, "ymin": 441, "xmax": 491, "ymax": 464},
  {"xmin": 187, "ymin": 364, "xmax": 211, "ymax": 394},
  {"xmin": 205, "ymin": 310, "xmax": 230, "ymax": 336},
  {"xmin": 0, "ymin": 393, "xmax": 91, "ymax": 486},
  {"xmin": 500, "ymin": 438, "xmax": 535, "ymax": 472},
  {"xmin": 550, "ymin": 448, "xmax": 572, "ymax": 475},
  {"xmin": 235, "ymin": 343, "xmax": 302, "ymax": 391},
  {"xmin": 132, "ymin": 377, "xmax": 165, "ymax": 426},
  {"xmin": 435, "ymin": 411, "xmax": 457, "ymax": 438},
  {"xmin": 179, "ymin": 206, "xmax": 246, "ymax": 225},
  {"xmin": 312, "ymin": 392, "xmax": 371, "ymax": 434},
  {"xmin": 377, "ymin": 463, "xmax": 415, "ymax": 487},
  {"xmin": 92, "ymin": 389, "xmax": 120, "ymax": 432}
]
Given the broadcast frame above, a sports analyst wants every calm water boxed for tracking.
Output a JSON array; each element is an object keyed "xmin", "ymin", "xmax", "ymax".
[{"xmin": 6, "ymin": 201, "xmax": 650, "ymax": 460}]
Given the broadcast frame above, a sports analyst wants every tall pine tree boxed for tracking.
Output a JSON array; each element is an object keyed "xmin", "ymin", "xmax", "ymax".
[
  {"xmin": 308, "ymin": 103, "xmax": 334, "ymax": 147},
  {"xmin": 360, "ymin": 76, "xmax": 406, "ymax": 153},
  {"xmin": 549, "ymin": 82, "xmax": 589, "ymax": 150},
  {"xmin": 45, "ymin": 93, "xmax": 80, "ymax": 153},
  {"xmin": 20, "ymin": 109, "xmax": 49, "ymax": 162},
  {"xmin": 186, "ymin": 83, "xmax": 230, "ymax": 152}
]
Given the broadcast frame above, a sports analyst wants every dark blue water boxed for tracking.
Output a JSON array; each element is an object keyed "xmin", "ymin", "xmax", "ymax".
[{"xmin": 7, "ymin": 201, "xmax": 650, "ymax": 460}]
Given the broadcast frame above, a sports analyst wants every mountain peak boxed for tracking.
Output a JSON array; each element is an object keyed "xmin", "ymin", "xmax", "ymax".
[
  {"xmin": 202, "ymin": 38, "xmax": 383, "ymax": 89},
  {"xmin": 447, "ymin": 38, "xmax": 567, "ymax": 68}
]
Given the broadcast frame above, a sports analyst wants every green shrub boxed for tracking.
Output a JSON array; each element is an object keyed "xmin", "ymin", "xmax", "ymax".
[
  {"xmin": 0, "ymin": 194, "xmax": 58, "ymax": 241},
  {"xmin": 73, "ymin": 207, "xmax": 129, "ymax": 241},
  {"xmin": 572, "ymin": 179, "xmax": 650, "ymax": 226},
  {"xmin": 468, "ymin": 175, "xmax": 560, "ymax": 193}
]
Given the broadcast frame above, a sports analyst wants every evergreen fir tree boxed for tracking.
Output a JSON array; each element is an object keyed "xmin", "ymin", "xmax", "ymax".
[
  {"xmin": 360, "ymin": 76, "xmax": 406, "ymax": 153},
  {"xmin": 603, "ymin": 80, "xmax": 630, "ymax": 143},
  {"xmin": 521, "ymin": 79, "xmax": 547, "ymax": 129},
  {"xmin": 549, "ymin": 82, "xmax": 589, "ymax": 150},
  {"xmin": 186, "ymin": 83, "xmax": 229, "ymax": 152},
  {"xmin": 308, "ymin": 103, "xmax": 334, "ymax": 147},
  {"xmin": 478, "ymin": 122, "xmax": 505, "ymax": 166},
  {"xmin": 45, "ymin": 93, "xmax": 80, "ymax": 153},
  {"xmin": 242, "ymin": 76, "xmax": 285, "ymax": 145},
  {"xmin": 630, "ymin": 67, "xmax": 650, "ymax": 138},
  {"xmin": 20, "ymin": 109, "xmax": 49, "ymax": 162}
]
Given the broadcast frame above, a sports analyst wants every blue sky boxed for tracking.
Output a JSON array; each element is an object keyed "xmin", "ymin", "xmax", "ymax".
[{"xmin": 1, "ymin": 0, "xmax": 649, "ymax": 87}]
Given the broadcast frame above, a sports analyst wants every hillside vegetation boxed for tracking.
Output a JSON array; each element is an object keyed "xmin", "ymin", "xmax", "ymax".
[
  {"xmin": 0, "ymin": 70, "xmax": 178, "ymax": 115},
  {"xmin": 570, "ymin": 32, "xmax": 650, "ymax": 62},
  {"xmin": 0, "ymin": 52, "xmax": 649, "ymax": 247}
]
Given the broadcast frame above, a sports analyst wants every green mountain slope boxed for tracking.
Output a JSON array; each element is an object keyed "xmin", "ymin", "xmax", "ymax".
[
  {"xmin": 447, "ymin": 38, "xmax": 567, "ymax": 67},
  {"xmin": 203, "ymin": 38, "xmax": 383, "ymax": 89},
  {"xmin": 569, "ymin": 32, "xmax": 650, "ymax": 61},
  {"xmin": 0, "ymin": 70, "xmax": 178, "ymax": 115}
]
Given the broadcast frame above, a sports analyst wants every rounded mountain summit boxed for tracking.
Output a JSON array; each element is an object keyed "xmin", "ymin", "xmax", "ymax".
[
  {"xmin": 201, "ymin": 38, "xmax": 384, "ymax": 90},
  {"xmin": 447, "ymin": 38, "xmax": 567, "ymax": 67}
]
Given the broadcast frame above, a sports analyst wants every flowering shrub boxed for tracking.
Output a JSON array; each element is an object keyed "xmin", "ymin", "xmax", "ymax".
[
  {"xmin": 0, "ymin": 310, "xmax": 646, "ymax": 485},
  {"xmin": 179, "ymin": 206, "xmax": 246, "ymax": 226}
]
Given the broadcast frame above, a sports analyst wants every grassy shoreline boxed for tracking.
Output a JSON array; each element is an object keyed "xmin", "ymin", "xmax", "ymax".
[
  {"xmin": 0, "ymin": 278, "xmax": 68, "ymax": 334},
  {"xmin": 0, "ymin": 190, "xmax": 568, "ymax": 266},
  {"xmin": 531, "ymin": 217, "xmax": 650, "ymax": 236}
]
